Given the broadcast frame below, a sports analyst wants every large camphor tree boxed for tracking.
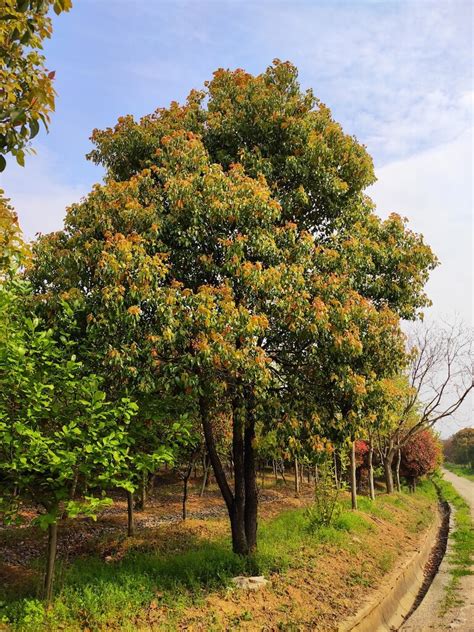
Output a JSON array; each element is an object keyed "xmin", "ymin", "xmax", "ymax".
[{"xmin": 31, "ymin": 61, "xmax": 437, "ymax": 555}]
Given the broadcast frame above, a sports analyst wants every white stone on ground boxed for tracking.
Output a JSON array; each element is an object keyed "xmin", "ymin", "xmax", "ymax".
[{"xmin": 231, "ymin": 576, "xmax": 269, "ymax": 590}]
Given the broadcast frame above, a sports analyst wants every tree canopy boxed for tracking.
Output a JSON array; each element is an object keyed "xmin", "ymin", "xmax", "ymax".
[
  {"xmin": 28, "ymin": 60, "xmax": 438, "ymax": 556},
  {"xmin": 0, "ymin": 0, "xmax": 72, "ymax": 170}
]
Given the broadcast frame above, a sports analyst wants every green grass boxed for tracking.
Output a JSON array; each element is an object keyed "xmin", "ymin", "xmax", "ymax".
[
  {"xmin": 356, "ymin": 495, "xmax": 391, "ymax": 520},
  {"xmin": 0, "ymin": 491, "xmax": 436, "ymax": 631},
  {"xmin": 433, "ymin": 472, "xmax": 474, "ymax": 616},
  {"xmin": 444, "ymin": 462, "xmax": 474, "ymax": 482},
  {"xmin": 0, "ymin": 510, "xmax": 311, "ymax": 630}
]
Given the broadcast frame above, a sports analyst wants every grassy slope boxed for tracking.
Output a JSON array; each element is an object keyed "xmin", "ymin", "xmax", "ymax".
[
  {"xmin": 0, "ymin": 486, "xmax": 437, "ymax": 631},
  {"xmin": 443, "ymin": 463, "xmax": 474, "ymax": 482}
]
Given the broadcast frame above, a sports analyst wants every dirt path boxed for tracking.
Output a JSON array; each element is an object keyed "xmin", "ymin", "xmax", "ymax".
[
  {"xmin": 443, "ymin": 468, "xmax": 474, "ymax": 519},
  {"xmin": 401, "ymin": 468, "xmax": 473, "ymax": 631}
]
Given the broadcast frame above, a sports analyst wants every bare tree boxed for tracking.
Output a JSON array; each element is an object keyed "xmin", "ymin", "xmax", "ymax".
[{"xmin": 380, "ymin": 319, "xmax": 472, "ymax": 493}]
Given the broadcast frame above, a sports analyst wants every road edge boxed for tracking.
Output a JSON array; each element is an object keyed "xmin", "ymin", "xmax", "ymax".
[{"xmin": 339, "ymin": 501, "xmax": 441, "ymax": 632}]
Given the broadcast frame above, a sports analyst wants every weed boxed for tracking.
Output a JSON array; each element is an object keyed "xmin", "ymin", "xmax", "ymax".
[
  {"xmin": 377, "ymin": 551, "xmax": 395, "ymax": 573},
  {"xmin": 348, "ymin": 563, "xmax": 372, "ymax": 587},
  {"xmin": 306, "ymin": 458, "xmax": 342, "ymax": 531}
]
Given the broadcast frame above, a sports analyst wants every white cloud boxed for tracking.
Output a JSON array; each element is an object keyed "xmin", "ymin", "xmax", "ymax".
[
  {"xmin": 369, "ymin": 129, "xmax": 473, "ymax": 324},
  {"xmin": 0, "ymin": 147, "xmax": 93, "ymax": 241},
  {"xmin": 253, "ymin": 0, "xmax": 472, "ymax": 163},
  {"xmin": 369, "ymin": 130, "xmax": 473, "ymax": 437}
]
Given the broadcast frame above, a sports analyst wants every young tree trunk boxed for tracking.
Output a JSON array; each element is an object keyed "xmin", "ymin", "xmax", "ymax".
[
  {"xmin": 273, "ymin": 459, "xmax": 278, "ymax": 483},
  {"xmin": 333, "ymin": 450, "xmax": 339, "ymax": 489},
  {"xmin": 199, "ymin": 454, "xmax": 210, "ymax": 497},
  {"xmin": 148, "ymin": 473, "xmax": 156, "ymax": 497},
  {"xmin": 350, "ymin": 440, "xmax": 358, "ymax": 510},
  {"xmin": 182, "ymin": 452, "xmax": 198, "ymax": 520},
  {"xmin": 126, "ymin": 490, "xmax": 135, "ymax": 537},
  {"xmin": 384, "ymin": 450, "xmax": 395, "ymax": 494},
  {"xmin": 70, "ymin": 468, "xmax": 79, "ymax": 501},
  {"xmin": 61, "ymin": 468, "xmax": 80, "ymax": 520},
  {"xmin": 395, "ymin": 449, "xmax": 402, "ymax": 492},
  {"xmin": 294, "ymin": 456, "xmax": 300, "ymax": 497},
  {"xmin": 368, "ymin": 444, "xmax": 375, "ymax": 501},
  {"xmin": 43, "ymin": 521, "xmax": 58, "ymax": 603},
  {"xmin": 135, "ymin": 471, "xmax": 147, "ymax": 511},
  {"xmin": 356, "ymin": 464, "xmax": 362, "ymax": 494}
]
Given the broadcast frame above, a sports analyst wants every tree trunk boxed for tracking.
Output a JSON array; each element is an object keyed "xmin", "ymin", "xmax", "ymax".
[
  {"xmin": 368, "ymin": 444, "xmax": 375, "ymax": 501},
  {"xmin": 384, "ymin": 450, "xmax": 395, "ymax": 494},
  {"xmin": 395, "ymin": 449, "xmax": 402, "ymax": 492},
  {"xmin": 294, "ymin": 456, "xmax": 300, "ymax": 497},
  {"xmin": 43, "ymin": 521, "xmax": 58, "ymax": 602},
  {"xmin": 200, "ymin": 395, "xmax": 249, "ymax": 555},
  {"xmin": 126, "ymin": 490, "xmax": 135, "ymax": 537},
  {"xmin": 350, "ymin": 440, "xmax": 358, "ymax": 510},
  {"xmin": 135, "ymin": 471, "xmax": 147, "ymax": 511},
  {"xmin": 148, "ymin": 473, "xmax": 156, "ymax": 497},
  {"xmin": 232, "ymin": 394, "xmax": 248, "ymax": 555},
  {"xmin": 182, "ymin": 476, "xmax": 188, "ymax": 520},
  {"xmin": 244, "ymin": 390, "xmax": 258, "ymax": 553},
  {"xmin": 273, "ymin": 459, "xmax": 278, "ymax": 483}
]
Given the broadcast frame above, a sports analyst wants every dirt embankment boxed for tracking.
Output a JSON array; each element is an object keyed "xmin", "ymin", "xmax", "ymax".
[{"xmin": 0, "ymin": 477, "xmax": 438, "ymax": 631}]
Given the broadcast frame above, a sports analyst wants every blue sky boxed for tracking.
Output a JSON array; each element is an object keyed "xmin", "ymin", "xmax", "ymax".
[{"xmin": 1, "ymin": 0, "xmax": 472, "ymax": 433}]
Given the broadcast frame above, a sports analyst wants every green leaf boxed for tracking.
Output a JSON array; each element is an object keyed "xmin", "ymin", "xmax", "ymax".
[
  {"xmin": 16, "ymin": 0, "xmax": 29, "ymax": 13},
  {"xmin": 15, "ymin": 150, "xmax": 25, "ymax": 167},
  {"xmin": 29, "ymin": 119, "xmax": 40, "ymax": 139}
]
